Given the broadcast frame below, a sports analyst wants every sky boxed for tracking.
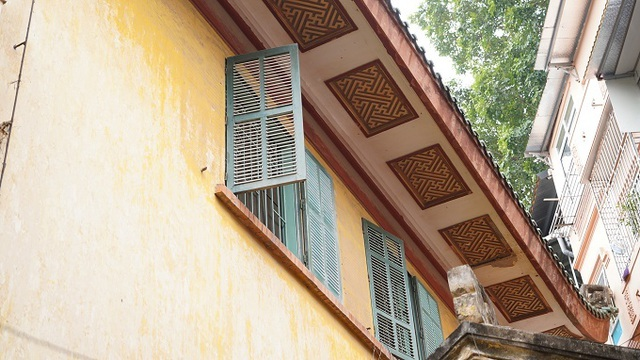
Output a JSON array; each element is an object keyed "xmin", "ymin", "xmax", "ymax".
[{"xmin": 389, "ymin": 0, "xmax": 460, "ymax": 85}]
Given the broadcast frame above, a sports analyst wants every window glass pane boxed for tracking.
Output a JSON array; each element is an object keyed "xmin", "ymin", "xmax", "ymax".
[
  {"xmin": 555, "ymin": 124, "xmax": 566, "ymax": 152},
  {"xmin": 561, "ymin": 142, "xmax": 572, "ymax": 174},
  {"xmin": 563, "ymin": 97, "xmax": 574, "ymax": 128},
  {"xmin": 596, "ymin": 269, "xmax": 608, "ymax": 287},
  {"xmin": 611, "ymin": 321, "xmax": 622, "ymax": 344}
]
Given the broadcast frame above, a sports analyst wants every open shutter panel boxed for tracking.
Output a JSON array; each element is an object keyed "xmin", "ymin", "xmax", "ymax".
[
  {"xmin": 363, "ymin": 220, "xmax": 417, "ymax": 360},
  {"xmin": 319, "ymin": 159, "xmax": 341, "ymax": 297},
  {"xmin": 306, "ymin": 152, "xmax": 342, "ymax": 298},
  {"xmin": 226, "ymin": 44, "xmax": 304, "ymax": 193},
  {"xmin": 413, "ymin": 278, "xmax": 444, "ymax": 358}
]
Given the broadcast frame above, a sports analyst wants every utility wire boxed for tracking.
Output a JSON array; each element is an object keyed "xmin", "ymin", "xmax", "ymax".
[{"xmin": 0, "ymin": 0, "xmax": 36, "ymax": 195}]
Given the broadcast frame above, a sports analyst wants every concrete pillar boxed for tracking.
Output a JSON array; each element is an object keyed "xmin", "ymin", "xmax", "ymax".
[{"xmin": 448, "ymin": 265, "xmax": 498, "ymax": 325}]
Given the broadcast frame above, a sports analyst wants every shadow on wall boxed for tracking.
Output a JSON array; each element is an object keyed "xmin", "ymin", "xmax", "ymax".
[{"xmin": 1, "ymin": 322, "xmax": 97, "ymax": 360}]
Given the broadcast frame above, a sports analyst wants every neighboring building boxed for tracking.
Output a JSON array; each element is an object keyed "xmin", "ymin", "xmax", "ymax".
[
  {"xmin": 1, "ymin": 0, "xmax": 610, "ymax": 358},
  {"xmin": 528, "ymin": 0, "xmax": 640, "ymax": 349}
]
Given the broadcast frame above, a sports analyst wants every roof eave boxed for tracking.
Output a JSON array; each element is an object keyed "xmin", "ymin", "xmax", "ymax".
[
  {"xmin": 587, "ymin": 0, "xmax": 636, "ymax": 78},
  {"xmin": 535, "ymin": 0, "xmax": 564, "ymax": 70},
  {"xmin": 526, "ymin": 69, "xmax": 568, "ymax": 157},
  {"xmin": 536, "ymin": 0, "xmax": 592, "ymax": 71},
  {"xmin": 356, "ymin": 0, "xmax": 609, "ymax": 341}
]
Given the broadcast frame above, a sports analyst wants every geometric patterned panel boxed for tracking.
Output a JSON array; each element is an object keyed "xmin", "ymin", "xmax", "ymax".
[
  {"xmin": 326, "ymin": 60, "xmax": 418, "ymax": 137},
  {"xmin": 543, "ymin": 326, "xmax": 582, "ymax": 339},
  {"xmin": 263, "ymin": 0, "xmax": 357, "ymax": 51},
  {"xmin": 485, "ymin": 276, "xmax": 552, "ymax": 323},
  {"xmin": 388, "ymin": 145, "xmax": 471, "ymax": 209},
  {"xmin": 439, "ymin": 215, "xmax": 514, "ymax": 267}
]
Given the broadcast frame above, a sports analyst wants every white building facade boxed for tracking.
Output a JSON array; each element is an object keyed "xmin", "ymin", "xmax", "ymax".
[{"xmin": 528, "ymin": 0, "xmax": 640, "ymax": 348}]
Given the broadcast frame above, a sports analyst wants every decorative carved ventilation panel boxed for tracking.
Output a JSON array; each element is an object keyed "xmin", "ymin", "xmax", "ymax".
[
  {"xmin": 327, "ymin": 60, "xmax": 418, "ymax": 137},
  {"xmin": 485, "ymin": 276, "xmax": 552, "ymax": 323},
  {"xmin": 439, "ymin": 215, "xmax": 513, "ymax": 267},
  {"xmin": 543, "ymin": 326, "xmax": 582, "ymax": 339},
  {"xmin": 263, "ymin": 0, "xmax": 357, "ymax": 51},
  {"xmin": 388, "ymin": 145, "xmax": 471, "ymax": 209}
]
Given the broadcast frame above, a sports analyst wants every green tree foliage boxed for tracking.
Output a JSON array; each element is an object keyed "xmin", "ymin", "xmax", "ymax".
[{"xmin": 411, "ymin": 0, "xmax": 548, "ymax": 208}]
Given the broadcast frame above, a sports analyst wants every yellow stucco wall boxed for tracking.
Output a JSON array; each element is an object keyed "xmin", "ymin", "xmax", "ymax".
[
  {"xmin": 0, "ymin": 0, "xmax": 455, "ymax": 357},
  {"xmin": 0, "ymin": 0, "xmax": 373, "ymax": 358}
]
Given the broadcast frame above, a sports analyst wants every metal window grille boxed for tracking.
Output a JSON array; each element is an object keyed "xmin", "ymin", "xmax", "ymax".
[
  {"xmin": 573, "ymin": 185, "xmax": 594, "ymax": 239},
  {"xmin": 589, "ymin": 114, "xmax": 640, "ymax": 276},
  {"xmin": 237, "ymin": 184, "xmax": 295, "ymax": 243}
]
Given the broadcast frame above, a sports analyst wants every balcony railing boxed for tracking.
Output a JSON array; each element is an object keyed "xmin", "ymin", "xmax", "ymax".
[
  {"xmin": 548, "ymin": 160, "xmax": 591, "ymax": 242},
  {"xmin": 589, "ymin": 114, "xmax": 640, "ymax": 277}
]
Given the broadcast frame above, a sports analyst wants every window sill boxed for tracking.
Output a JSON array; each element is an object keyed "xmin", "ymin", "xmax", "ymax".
[{"xmin": 215, "ymin": 184, "xmax": 393, "ymax": 359}]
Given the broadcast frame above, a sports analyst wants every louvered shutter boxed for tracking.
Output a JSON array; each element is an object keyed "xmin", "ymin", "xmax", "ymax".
[
  {"xmin": 411, "ymin": 277, "xmax": 444, "ymax": 358},
  {"xmin": 363, "ymin": 220, "xmax": 417, "ymax": 360},
  {"xmin": 226, "ymin": 44, "xmax": 304, "ymax": 193},
  {"xmin": 306, "ymin": 151, "xmax": 342, "ymax": 298}
]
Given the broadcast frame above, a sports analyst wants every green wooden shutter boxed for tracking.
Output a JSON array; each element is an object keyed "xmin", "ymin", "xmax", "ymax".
[
  {"xmin": 226, "ymin": 44, "xmax": 304, "ymax": 193},
  {"xmin": 363, "ymin": 220, "xmax": 417, "ymax": 360},
  {"xmin": 306, "ymin": 151, "xmax": 342, "ymax": 298},
  {"xmin": 411, "ymin": 277, "xmax": 444, "ymax": 358}
]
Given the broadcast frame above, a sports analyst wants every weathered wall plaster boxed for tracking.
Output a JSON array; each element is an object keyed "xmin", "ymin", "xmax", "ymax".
[{"xmin": 0, "ymin": 0, "xmax": 456, "ymax": 357}]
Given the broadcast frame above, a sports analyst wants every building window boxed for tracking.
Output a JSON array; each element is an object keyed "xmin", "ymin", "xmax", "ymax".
[
  {"xmin": 226, "ymin": 46, "xmax": 342, "ymax": 298},
  {"xmin": 595, "ymin": 267, "xmax": 609, "ymax": 287},
  {"xmin": 362, "ymin": 220, "xmax": 445, "ymax": 359},
  {"xmin": 555, "ymin": 96, "xmax": 576, "ymax": 175},
  {"xmin": 611, "ymin": 319, "xmax": 623, "ymax": 345},
  {"xmin": 410, "ymin": 276, "xmax": 444, "ymax": 358},
  {"xmin": 237, "ymin": 183, "xmax": 303, "ymax": 256},
  {"xmin": 363, "ymin": 220, "xmax": 417, "ymax": 359}
]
